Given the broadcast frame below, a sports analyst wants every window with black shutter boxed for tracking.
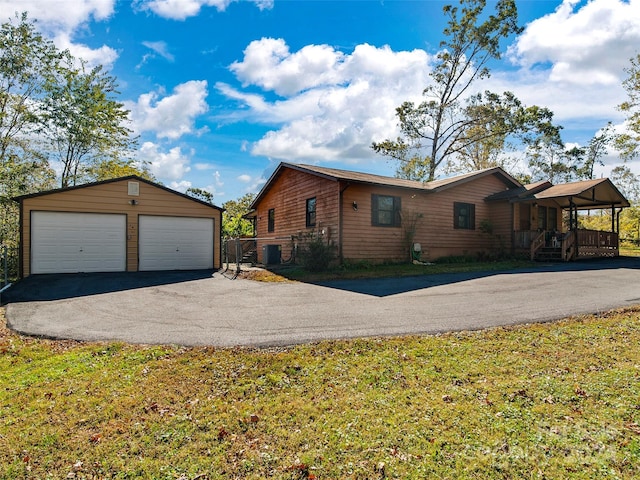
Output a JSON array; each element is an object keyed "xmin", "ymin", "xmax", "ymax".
[
  {"xmin": 372, "ymin": 194, "xmax": 401, "ymax": 227},
  {"xmin": 454, "ymin": 202, "xmax": 475, "ymax": 230}
]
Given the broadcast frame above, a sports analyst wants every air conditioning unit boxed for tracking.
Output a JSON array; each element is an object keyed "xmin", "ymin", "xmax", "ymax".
[{"xmin": 262, "ymin": 244, "xmax": 281, "ymax": 265}]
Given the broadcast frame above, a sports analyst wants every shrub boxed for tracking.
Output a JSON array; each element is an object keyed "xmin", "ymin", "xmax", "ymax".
[{"xmin": 298, "ymin": 236, "xmax": 336, "ymax": 272}]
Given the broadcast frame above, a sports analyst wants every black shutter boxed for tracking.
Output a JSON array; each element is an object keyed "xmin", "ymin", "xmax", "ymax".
[{"xmin": 469, "ymin": 203, "xmax": 475, "ymax": 230}]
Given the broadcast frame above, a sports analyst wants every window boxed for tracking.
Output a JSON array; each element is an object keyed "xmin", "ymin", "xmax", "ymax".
[
  {"xmin": 306, "ymin": 197, "xmax": 316, "ymax": 227},
  {"xmin": 537, "ymin": 206, "xmax": 557, "ymax": 230},
  {"xmin": 372, "ymin": 194, "xmax": 401, "ymax": 227},
  {"xmin": 537, "ymin": 206, "xmax": 547, "ymax": 230},
  {"xmin": 548, "ymin": 207, "xmax": 557, "ymax": 230},
  {"xmin": 454, "ymin": 202, "xmax": 475, "ymax": 230},
  {"xmin": 268, "ymin": 208, "xmax": 275, "ymax": 233}
]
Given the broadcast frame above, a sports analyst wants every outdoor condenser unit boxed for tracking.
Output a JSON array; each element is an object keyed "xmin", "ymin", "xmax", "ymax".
[{"xmin": 262, "ymin": 244, "xmax": 281, "ymax": 265}]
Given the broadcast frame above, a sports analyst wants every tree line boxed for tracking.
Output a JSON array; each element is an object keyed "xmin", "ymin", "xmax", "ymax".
[
  {"xmin": 0, "ymin": 13, "xmax": 155, "ymax": 249},
  {"xmin": 371, "ymin": 0, "xmax": 639, "ymax": 242},
  {"xmin": 372, "ymin": 0, "xmax": 640, "ymax": 202}
]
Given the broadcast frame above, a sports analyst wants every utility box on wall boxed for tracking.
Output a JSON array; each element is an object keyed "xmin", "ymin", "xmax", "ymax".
[{"xmin": 262, "ymin": 244, "xmax": 281, "ymax": 265}]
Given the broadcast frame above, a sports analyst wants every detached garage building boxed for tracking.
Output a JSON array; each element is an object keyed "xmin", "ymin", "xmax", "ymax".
[{"xmin": 15, "ymin": 176, "xmax": 223, "ymax": 277}]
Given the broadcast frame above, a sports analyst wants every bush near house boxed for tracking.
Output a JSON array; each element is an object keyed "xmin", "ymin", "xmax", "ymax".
[{"xmin": 297, "ymin": 234, "xmax": 337, "ymax": 272}]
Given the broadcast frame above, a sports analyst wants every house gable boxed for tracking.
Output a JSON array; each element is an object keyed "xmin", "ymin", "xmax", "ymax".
[
  {"xmin": 252, "ymin": 166, "xmax": 341, "ymax": 260},
  {"xmin": 251, "ymin": 162, "xmax": 529, "ymax": 263}
]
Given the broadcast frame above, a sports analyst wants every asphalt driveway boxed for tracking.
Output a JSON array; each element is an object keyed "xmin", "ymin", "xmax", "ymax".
[{"xmin": 3, "ymin": 257, "xmax": 640, "ymax": 347}]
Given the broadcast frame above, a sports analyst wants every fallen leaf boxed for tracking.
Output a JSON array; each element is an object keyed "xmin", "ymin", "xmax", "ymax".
[
  {"xmin": 625, "ymin": 422, "xmax": 640, "ymax": 435},
  {"xmin": 217, "ymin": 427, "xmax": 229, "ymax": 440}
]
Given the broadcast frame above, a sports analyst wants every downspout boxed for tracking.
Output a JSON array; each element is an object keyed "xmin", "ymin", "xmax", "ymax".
[
  {"xmin": 339, "ymin": 183, "xmax": 351, "ymax": 264},
  {"xmin": 616, "ymin": 207, "xmax": 623, "ymax": 257}
]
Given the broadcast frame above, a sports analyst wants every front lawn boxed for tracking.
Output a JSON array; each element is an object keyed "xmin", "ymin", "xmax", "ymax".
[
  {"xmin": 265, "ymin": 258, "xmax": 536, "ymax": 282},
  {"xmin": 1, "ymin": 307, "xmax": 639, "ymax": 479}
]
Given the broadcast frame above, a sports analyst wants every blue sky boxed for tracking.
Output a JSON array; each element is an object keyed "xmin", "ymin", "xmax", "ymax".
[{"xmin": 3, "ymin": 0, "xmax": 640, "ymax": 204}]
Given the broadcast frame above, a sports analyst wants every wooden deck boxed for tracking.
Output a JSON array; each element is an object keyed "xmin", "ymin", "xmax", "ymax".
[{"xmin": 515, "ymin": 229, "xmax": 619, "ymax": 261}]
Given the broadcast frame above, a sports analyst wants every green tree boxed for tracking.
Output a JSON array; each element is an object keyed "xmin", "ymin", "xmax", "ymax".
[
  {"xmin": 372, "ymin": 0, "xmax": 522, "ymax": 181},
  {"xmin": 86, "ymin": 158, "xmax": 156, "ymax": 183},
  {"xmin": 576, "ymin": 125, "xmax": 612, "ymax": 180},
  {"xmin": 0, "ymin": 13, "xmax": 60, "ymax": 246},
  {"xmin": 42, "ymin": 62, "xmax": 136, "ymax": 187},
  {"xmin": 222, "ymin": 193, "xmax": 255, "ymax": 238},
  {"xmin": 527, "ymin": 125, "xmax": 613, "ymax": 184},
  {"xmin": 449, "ymin": 92, "xmax": 559, "ymax": 175},
  {"xmin": 186, "ymin": 187, "xmax": 214, "ymax": 204},
  {"xmin": 616, "ymin": 54, "xmax": 640, "ymax": 160},
  {"xmin": 524, "ymin": 127, "xmax": 574, "ymax": 183},
  {"xmin": 610, "ymin": 164, "xmax": 640, "ymax": 204}
]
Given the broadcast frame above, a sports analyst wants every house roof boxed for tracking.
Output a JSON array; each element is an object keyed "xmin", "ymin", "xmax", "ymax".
[
  {"xmin": 251, "ymin": 162, "xmax": 522, "ymax": 208},
  {"xmin": 532, "ymin": 177, "xmax": 630, "ymax": 209},
  {"xmin": 13, "ymin": 175, "xmax": 224, "ymax": 211},
  {"xmin": 485, "ymin": 180, "xmax": 553, "ymax": 202}
]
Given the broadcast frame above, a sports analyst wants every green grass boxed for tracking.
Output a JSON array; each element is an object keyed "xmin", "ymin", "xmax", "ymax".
[
  {"xmin": 1, "ymin": 307, "xmax": 640, "ymax": 479},
  {"xmin": 621, "ymin": 242, "xmax": 640, "ymax": 257},
  {"xmin": 270, "ymin": 258, "xmax": 536, "ymax": 282}
]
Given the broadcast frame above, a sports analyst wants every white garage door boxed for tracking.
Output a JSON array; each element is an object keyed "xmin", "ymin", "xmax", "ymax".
[
  {"xmin": 31, "ymin": 212, "xmax": 126, "ymax": 274},
  {"xmin": 139, "ymin": 216, "xmax": 214, "ymax": 271}
]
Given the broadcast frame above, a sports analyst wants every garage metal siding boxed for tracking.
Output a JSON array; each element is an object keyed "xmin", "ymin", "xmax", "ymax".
[
  {"xmin": 31, "ymin": 212, "xmax": 127, "ymax": 274},
  {"xmin": 138, "ymin": 215, "xmax": 214, "ymax": 271},
  {"xmin": 18, "ymin": 177, "xmax": 223, "ymax": 277}
]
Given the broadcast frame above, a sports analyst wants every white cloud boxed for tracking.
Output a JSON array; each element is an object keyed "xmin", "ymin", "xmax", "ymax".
[
  {"xmin": 510, "ymin": 0, "xmax": 640, "ymax": 86},
  {"xmin": 0, "ymin": 0, "xmax": 118, "ymax": 68},
  {"xmin": 138, "ymin": 142, "xmax": 191, "ymax": 180},
  {"xmin": 237, "ymin": 174, "xmax": 252, "ymax": 183},
  {"xmin": 142, "ymin": 41, "xmax": 175, "ymax": 62},
  {"xmin": 169, "ymin": 180, "xmax": 192, "ymax": 192},
  {"xmin": 230, "ymin": 39, "xmax": 346, "ymax": 97},
  {"xmin": 126, "ymin": 80, "xmax": 209, "ymax": 139},
  {"xmin": 214, "ymin": 170, "xmax": 223, "ymax": 186},
  {"xmin": 219, "ymin": 39, "xmax": 431, "ymax": 163},
  {"xmin": 137, "ymin": 0, "xmax": 272, "ymax": 20},
  {"xmin": 0, "ymin": 0, "xmax": 114, "ymax": 30},
  {"xmin": 194, "ymin": 163, "xmax": 215, "ymax": 170},
  {"xmin": 53, "ymin": 32, "xmax": 118, "ymax": 69}
]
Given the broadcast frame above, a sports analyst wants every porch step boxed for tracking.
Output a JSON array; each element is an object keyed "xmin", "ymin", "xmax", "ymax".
[
  {"xmin": 535, "ymin": 247, "xmax": 563, "ymax": 262},
  {"xmin": 242, "ymin": 249, "xmax": 257, "ymax": 264}
]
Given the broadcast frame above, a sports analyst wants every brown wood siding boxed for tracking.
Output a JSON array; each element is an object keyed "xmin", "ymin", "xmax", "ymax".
[
  {"xmin": 416, "ymin": 175, "xmax": 511, "ymax": 260},
  {"xmin": 20, "ymin": 179, "xmax": 221, "ymax": 276},
  {"xmin": 253, "ymin": 168, "xmax": 340, "ymax": 262},
  {"xmin": 486, "ymin": 201, "xmax": 513, "ymax": 255},
  {"xmin": 341, "ymin": 184, "xmax": 411, "ymax": 262},
  {"xmin": 342, "ymin": 174, "xmax": 515, "ymax": 262}
]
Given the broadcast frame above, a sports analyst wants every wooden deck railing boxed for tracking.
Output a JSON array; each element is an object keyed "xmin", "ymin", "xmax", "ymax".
[
  {"xmin": 575, "ymin": 229, "xmax": 619, "ymax": 258},
  {"xmin": 530, "ymin": 231, "xmax": 545, "ymax": 260},
  {"xmin": 514, "ymin": 229, "xmax": 618, "ymax": 261},
  {"xmin": 563, "ymin": 231, "xmax": 576, "ymax": 261}
]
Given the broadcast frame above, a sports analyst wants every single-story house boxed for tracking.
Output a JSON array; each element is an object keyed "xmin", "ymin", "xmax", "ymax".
[
  {"xmin": 248, "ymin": 162, "xmax": 629, "ymax": 264},
  {"xmin": 14, "ymin": 175, "xmax": 223, "ymax": 277}
]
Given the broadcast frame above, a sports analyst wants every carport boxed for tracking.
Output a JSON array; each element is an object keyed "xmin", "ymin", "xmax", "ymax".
[{"xmin": 14, "ymin": 176, "xmax": 223, "ymax": 277}]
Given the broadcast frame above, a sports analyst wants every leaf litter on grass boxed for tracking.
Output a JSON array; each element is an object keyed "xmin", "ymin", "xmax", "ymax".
[{"xmin": 0, "ymin": 307, "xmax": 639, "ymax": 479}]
